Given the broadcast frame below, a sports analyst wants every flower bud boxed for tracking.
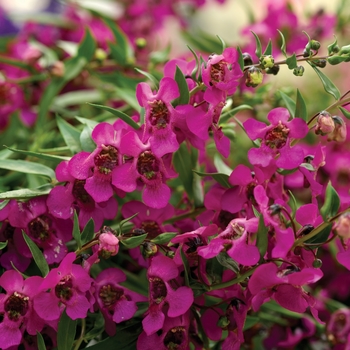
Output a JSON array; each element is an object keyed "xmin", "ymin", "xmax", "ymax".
[
  {"xmin": 293, "ymin": 66, "xmax": 305, "ymax": 76},
  {"xmin": 136, "ymin": 37, "xmax": 147, "ymax": 49},
  {"xmin": 312, "ymin": 259, "xmax": 322, "ymax": 268},
  {"xmin": 217, "ymin": 315, "xmax": 230, "ymax": 328},
  {"xmin": 266, "ymin": 64, "xmax": 280, "ymax": 75},
  {"xmin": 313, "ymin": 59, "xmax": 327, "ymax": 68},
  {"xmin": 48, "ymin": 61, "xmax": 65, "ymax": 77},
  {"xmin": 98, "ymin": 230, "xmax": 119, "ymax": 259},
  {"xmin": 242, "ymin": 52, "xmax": 253, "ymax": 66},
  {"xmin": 141, "ymin": 242, "xmax": 158, "ymax": 258},
  {"xmin": 315, "ymin": 111, "xmax": 335, "ymax": 136},
  {"xmin": 334, "ymin": 213, "xmax": 350, "ymax": 240},
  {"xmin": 245, "ymin": 67, "xmax": 263, "ymax": 87},
  {"xmin": 310, "ymin": 40, "xmax": 321, "ymax": 51},
  {"xmin": 260, "ymin": 55, "xmax": 275, "ymax": 69},
  {"xmin": 95, "ymin": 48, "xmax": 108, "ymax": 61},
  {"xmin": 327, "ymin": 116, "xmax": 347, "ymax": 142}
]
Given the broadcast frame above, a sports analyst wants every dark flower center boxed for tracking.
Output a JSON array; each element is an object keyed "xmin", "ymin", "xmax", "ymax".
[
  {"xmin": 55, "ymin": 275, "xmax": 73, "ymax": 301},
  {"xmin": 222, "ymin": 223, "xmax": 244, "ymax": 240},
  {"xmin": 28, "ymin": 215, "xmax": 53, "ymax": 242},
  {"xmin": 217, "ymin": 210, "xmax": 236, "ymax": 230},
  {"xmin": 149, "ymin": 100, "xmax": 169, "ymax": 129},
  {"xmin": 99, "ymin": 284, "xmax": 124, "ymax": 310},
  {"xmin": 185, "ymin": 237, "xmax": 204, "ymax": 255},
  {"xmin": 2, "ymin": 221, "xmax": 15, "ymax": 240},
  {"xmin": 94, "ymin": 145, "xmax": 119, "ymax": 175},
  {"xmin": 163, "ymin": 327, "xmax": 186, "ymax": 349},
  {"xmin": 210, "ymin": 62, "xmax": 227, "ymax": 83},
  {"xmin": 137, "ymin": 151, "xmax": 159, "ymax": 180},
  {"xmin": 4, "ymin": 292, "xmax": 29, "ymax": 321},
  {"xmin": 141, "ymin": 220, "xmax": 162, "ymax": 240},
  {"xmin": 72, "ymin": 180, "xmax": 94, "ymax": 206},
  {"xmin": 149, "ymin": 277, "xmax": 167, "ymax": 303},
  {"xmin": 265, "ymin": 122, "xmax": 290, "ymax": 149}
]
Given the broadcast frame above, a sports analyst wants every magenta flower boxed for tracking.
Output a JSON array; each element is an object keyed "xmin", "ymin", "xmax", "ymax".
[
  {"xmin": 198, "ymin": 218, "xmax": 260, "ymax": 266},
  {"xmin": 0, "ymin": 81, "xmax": 23, "ymax": 130},
  {"xmin": 202, "ymin": 47, "xmax": 243, "ymax": 95},
  {"xmin": 68, "ymin": 122, "xmax": 124, "ymax": 203},
  {"xmin": 8, "ymin": 197, "xmax": 72, "ymax": 264},
  {"xmin": 137, "ymin": 313, "xmax": 190, "ymax": 350},
  {"xmin": 0, "ymin": 271, "xmax": 44, "ymax": 349},
  {"xmin": 248, "ymin": 262, "xmax": 323, "ymax": 317},
  {"xmin": 142, "ymin": 255, "xmax": 194, "ymax": 335},
  {"xmin": 94, "ymin": 267, "xmax": 147, "ymax": 336},
  {"xmin": 47, "ymin": 160, "xmax": 118, "ymax": 229},
  {"xmin": 136, "ymin": 77, "xmax": 180, "ymax": 158},
  {"xmin": 244, "ymin": 107, "xmax": 309, "ymax": 169},
  {"xmin": 112, "ymin": 131, "xmax": 177, "ymax": 208},
  {"xmin": 34, "ymin": 252, "xmax": 93, "ymax": 321}
]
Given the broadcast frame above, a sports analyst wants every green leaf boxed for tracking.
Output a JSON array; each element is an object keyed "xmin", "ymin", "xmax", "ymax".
[
  {"xmin": 181, "ymin": 30, "xmax": 223, "ymax": 54},
  {"xmin": 193, "ymin": 170, "xmax": 230, "ymax": 188},
  {"xmin": 251, "ymin": 31, "xmax": 262, "ymax": 58},
  {"xmin": 134, "ymin": 67, "xmax": 159, "ymax": 89},
  {"xmin": 80, "ymin": 125, "xmax": 96, "ymax": 153},
  {"xmin": 219, "ymin": 104, "xmax": 253, "ymax": 124},
  {"xmin": 286, "ymin": 53, "xmax": 298, "ymax": 70},
  {"xmin": 88, "ymin": 103, "xmax": 140, "ymax": 130},
  {"xmin": 180, "ymin": 248, "xmax": 190, "ymax": 287},
  {"xmin": 263, "ymin": 39, "xmax": 272, "ymax": 56},
  {"xmin": 72, "ymin": 211, "xmax": 82, "ymax": 250},
  {"xmin": 77, "ymin": 28, "xmax": 97, "ymax": 62},
  {"xmin": 191, "ymin": 147, "xmax": 204, "ymax": 208},
  {"xmin": 187, "ymin": 45, "xmax": 200, "ymax": 81},
  {"xmin": 277, "ymin": 30, "xmax": 287, "ymax": 57},
  {"xmin": 295, "ymin": 89, "xmax": 308, "ymax": 121},
  {"xmin": 279, "ymin": 91, "xmax": 296, "ymax": 118},
  {"xmin": 22, "ymin": 231, "xmax": 49, "ymax": 277},
  {"xmin": 0, "ymin": 159, "xmax": 55, "ymax": 181},
  {"xmin": 36, "ymin": 332, "xmax": 47, "ymax": 350},
  {"xmin": 339, "ymin": 106, "xmax": 350, "ymax": 119},
  {"xmin": 216, "ymin": 35, "xmax": 226, "ymax": 53},
  {"xmin": 237, "ymin": 46, "xmax": 244, "ymax": 71},
  {"xmin": 0, "ymin": 241, "xmax": 8, "ymax": 250},
  {"xmin": 173, "ymin": 144, "xmax": 195, "ymax": 200},
  {"xmin": 216, "ymin": 252, "xmax": 239, "ymax": 273},
  {"xmin": 4, "ymin": 146, "xmax": 70, "ymax": 161},
  {"xmin": 256, "ymin": 214, "xmax": 268, "ymax": 259},
  {"xmin": 57, "ymin": 309, "xmax": 77, "ymax": 350},
  {"xmin": 53, "ymin": 90, "xmax": 104, "ymax": 108},
  {"xmin": 320, "ymin": 182, "xmax": 340, "ymax": 220},
  {"xmin": 0, "ymin": 55, "xmax": 37, "ymax": 73},
  {"xmin": 115, "ymin": 87, "xmax": 141, "ymax": 112},
  {"xmin": 81, "ymin": 218, "xmax": 95, "ymax": 245},
  {"xmin": 0, "ymin": 199, "xmax": 9, "ymax": 210},
  {"xmin": 305, "ymin": 223, "xmax": 332, "ymax": 245},
  {"xmin": 307, "ymin": 62, "xmax": 341, "ymax": 100},
  {"xmin": 327, "ymin": 35, "xmax": 338, "ymax": 55},
  {"xmin": 0, "ymin": 184, "xmax": 53, "ymax": 200},
  {"xmin": 173, "ymin": 65, "xmax": 190, "ymax": 106},
  {"xmin": 120, "ymin": 233, "xmax": 148, "ymax": 249},
  {"xmin": 299, "ymin": 163, "xmax": 315, "ymax": 171},
  {"xmin": 213, "ymin": 154, "xmax": 232, "ymax": 175},
  {"xmin": 75, "ymin": 116, "xmax": 99, "ymax": 128},
  {"xmin": 327, "ymin": 55, "xmax": 348, "ymax": 65},
  {"xmin": 104, "ymin": 18, "xmax": 134, "ymax": 66},
  {"xmin": 151, "ymin": 232, "xmax": 178, "ymax": 244},
  {"xmin": 243, "ymin": 316, "xmax": 260, "ymax": 331},
  {"xmin": 56, "ymin": 115, "xmax": 82, "ymax": 155}
]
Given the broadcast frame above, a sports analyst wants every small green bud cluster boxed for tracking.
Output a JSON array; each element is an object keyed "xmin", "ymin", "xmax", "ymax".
[{"xmin": 245, "ymin": 67, "xmax": 263, "ymax": 87}]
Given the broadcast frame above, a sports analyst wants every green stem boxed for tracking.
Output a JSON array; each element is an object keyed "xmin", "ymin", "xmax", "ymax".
[
  {"xmin": 292, "ymin": 207, "xmax": 350, "ymax": 248},
  {"xmin": 189, "ymin": 83, "xmax": 206, "ymax": 97},
  {"xmin": 209, "ymin": 266, "xmax": 257, "ymax": 291},
  {"xmin": 73, "ymin": 318, "xmax": 86, "ymax": 350},
  {"xmin": 75, "ymin": 240, "xmax": 99, "ymax": 255}
]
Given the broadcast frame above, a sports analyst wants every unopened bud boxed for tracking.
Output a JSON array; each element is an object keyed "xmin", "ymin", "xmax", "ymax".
[
  {"xmin": 48, "ymin": 61, "xmax": 65, "ymax": 77},
  {"xmin": 293, "ymin": 66, "xmax": 305, "ymax": 76},
  {"xmin": 141, "ymin": 242, "xmax": 158, "ymax": 258},
  {"xmin": 98, "ymin": 230, "xmax": 119, "ymax": 259},
  {"xmin": 310, "ymin": 40, "xmax": 321, "ymax": 51},
  {"xmin": 245, "ymin": 67, "xmax": 263, "ymax": 87},
  {"xmin": 334, "ymin": 213, "xmax": 350, "ymax": 240},
  {"xmin": 315, "ymin": 111, "xmax": 335, "ymax": 136},
  {"xmin": 312, "ymin": 259, "xmax": 322, "ymax": 268},
  {"xmin": 269, "ymin": 204, "xmax": 282, "ymax": 215},
  {"xmin": 136, "ymin": 37, "xmax": 147, "ymax": 49},
  {"xmin": 217, "ymin": 315, "xmax": 230, "ymax": 328},
  {"xmin": 313, "ymin": 59, "xmax": 327, "ymax": 68},
  {"xmin": 242, "ymin": 52, "xmax": 253, "ymax": 66},
  {"xmin": 266, "ymin": 64, "xmax": 280, "ymax": 75},
  {"xmin": 95, "ymin": 48, "xmax": 107, "ymax": 61},
  {"xmin": 327, "ymin": 116, "xmax": 347, "ymax": 142},
  {"xmin": 260, "ymin": 55, "xmax": 275, "ymax": 69}
]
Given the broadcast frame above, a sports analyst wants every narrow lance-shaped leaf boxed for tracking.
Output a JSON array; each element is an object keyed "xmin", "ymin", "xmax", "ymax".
[
  {"xmin": 263, "ymin": 39, "xmax": 272, "ymax": 56},
  {"xmin": 4, "ymin": 146, "xmax": 70, "ymax": 161},
  {"xmin": 237, "ymin": 46, "xmax": 244, "ymax": 72},
  {"xmin": 0, "ymin": 159, "xmax": 55, "ymax": 181},
  {"xmin": 279, "ymin": 91, "xmax": 296, "ymax": 118},
  {"xmin": 339, "ymin": 106, "xmax": 350, "ymax": 119},
  {"xmin": 173, "ymin": 65, "xmax": 190, "ymax": 106},
  {"xmin": 0, "ymin": 184, "xmax": 53, "ymax": 200},
  {"xmin": 151, "ymin": 232, "xmax": 178, "ymax": 245},
  {"xmin": 193, "ymin": 170, "xmax": 231, "ymax": 188},
  {"xmin": 320, "ymin": 182, "xmax": 340, "ymax": 220},
  {"xmin": 256, "ymin": 214, "xmax": 268, "ymax": 259},
  {"xmin": 81, "ymin": 218, "xmax": 95, "ymax": 245},
  {"xmin": 277, "ymin": 30, "xmax": 287, "ymax": 57},
  {"xmin": 0, "ymin": 241, "xmax": 8, "ymax": 250},
  {"xmin": 88, "ymin": 103, "xmax": 140, "ymax": 130},
  {"xmin": 307, "ymin": 62, "xmax": 341, "ymax": 100},
  {"xmin": 36, "ymin": 332, "xmax": 47, "ymax": 350},
  {"xmin": 57, "ymin": 309, "xmax": 77, "ymax": 350},
  {"xmin": 217, "ymin": 34, "xmax": 226, "ymax": 53},
  {"xmin": 22, "ymin": 231, "xmax": 49, "ymax": 277},
  {"xmin": 56, "ymin": 115, "xmax": 82, "ymax": 155},
  {"xmin": 134, "ymin": 68, "xmax": 159, "ymax": 89},
  {"xmin": 295, "ymin": 89, "xmax": 308, "ymax": 121},
  {"xmin": 220, "ymin": 104, "xmax": 253, "ymax": 124},
  {"xmin": 72, "ymin": 211, "xmax": 82, "ymax": 249},
  {"xmin": 120, "ymin": 233, "xmax": 148, "ymax": 249},
  {"xmin": 251, "ymin": 31, "xmax": 262, "ymax": 59}
]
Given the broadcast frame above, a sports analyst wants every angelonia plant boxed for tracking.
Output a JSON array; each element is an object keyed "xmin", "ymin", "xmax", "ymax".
[{"xmin": 1, "ymin": 0, "xmax": 350, "ymax": 349}]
